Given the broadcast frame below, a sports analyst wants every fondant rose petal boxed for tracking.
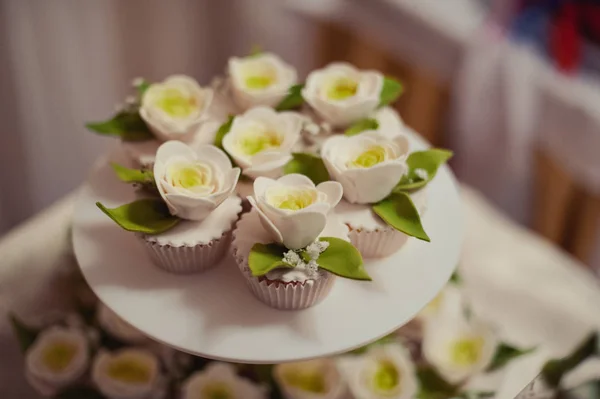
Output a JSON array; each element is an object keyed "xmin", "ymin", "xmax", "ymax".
[
  {"xmin": 248, "ymin": 196, "xmax": 284, "ymax": 244},
  {"xmin": 316, "ymin": 181, "xmax": 343, "ymax": 209},
  {"xmin": 277, "ymin": 173, "xmax": 316, "ymax": 188},
  {"xmin": 244, "ymin": 151, "xmax": 292, "ymax": 180}
]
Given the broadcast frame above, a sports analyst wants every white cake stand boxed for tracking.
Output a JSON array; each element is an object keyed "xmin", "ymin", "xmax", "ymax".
[{"xmin": 72, "ymin": 130, "xmax": 463, "ymax": 364}]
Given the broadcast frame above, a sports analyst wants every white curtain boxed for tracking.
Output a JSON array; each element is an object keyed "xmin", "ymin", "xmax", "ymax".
[{"xmin": 0, "ymin": 0, "xmax": 317, "ymax": 234}]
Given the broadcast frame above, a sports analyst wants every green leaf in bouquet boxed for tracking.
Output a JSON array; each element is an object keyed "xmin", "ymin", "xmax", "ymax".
[
  {"xmin": 453, "ymin": 391, "xmax": 495, "ymax": 399},
  {"xmin": 487, "ymin": 343, "xmax": 536, "ymax": 372},
  {"xmin": 542, "ymin": 332, "xmax": 599, "ymax": 387},
  {"xmin": 283, "ymin": 153, "xmax": 330, "ymax": 185},
  {"xmin": 345, "ymin": 118, "xmax": 379, "ymax": 136},
  {"xmin": 275, "ymin": 84, "xmax": 304, "ymax": 111},
  {"xmin": 248, "ymin": 243, "xmax": 294, "ymax": 277},
  {"xmin": 214, "ymin": 115, "xmax": 235, "ymax": 150},
  {"xmin": 110, "ymin": 163, "xmax": 155, "ymax": 185},
  {"xmin": 372, "ymin": 192, "xmax": 430, "ymax": 241},
  {"xmin": 8, "ymin": 313, "xmax": 40, "ymax": 353},
  {"xmin": 86, "ymin": 111, "xmax": 153, "ymax": 141},
  {"xmin": 394, "ymin": 149, "xmax": 453, "ymax": 192},
  {"xmin": 417, "ymin": 365, "xmax": 458, "ymax": 399},
  {"xmin": 56, "ymin": 386, "xmax": 106, "ymax": 399},
  {"xmin": 96, "ymin": 198, "xmax": 180, "ymax": 235},
  {"xmin": 317, "ymin": 237, "xmax": 371, "ymax": 281},
  {"xmin": 379, "ymin": 76, "xmax": 404, "ymax": 107}
]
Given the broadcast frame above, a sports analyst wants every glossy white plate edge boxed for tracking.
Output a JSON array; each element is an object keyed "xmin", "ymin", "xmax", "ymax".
[{"xmin": 72, "ymin": 132, "xmax": 463, "ymax": 364}]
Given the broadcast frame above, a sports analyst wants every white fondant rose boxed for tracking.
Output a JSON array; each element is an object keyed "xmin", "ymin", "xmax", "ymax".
[
  {"xmin": 182, "ymin": 362, "xmax": 266, "ymax": 399},
  {"xmin": 422, "ymin": 313, "xmax": 499, "ymax": 384},
  {"xmin": 154, "ymin": 141, "xmax": 240, "ymax": 221},
  {"xmin": 229, "ymin": 53, "xmax": 297, "ymax": 110},
  {"xmin": 92, "ymin": 348, "xmax": 164, "ymax": 399},
  {"xmin": 248, "ymin": 174, "xmax": 343, "ymax": 250},
  {"xmin": 321, "ymin": 131, "xmax": 409, "ymax": 204},
  {"xmin": 274, "ymin": 359, "xmax": 346, "ymax": 399},
  {"xmin": 337, "ymin": 344, "xmax": 418, "ymax": 399},
  {"xmin": 140, "ymin": 75, "xmax": 213, "ymax": 142},
  {"xmin": 97, "ymin": 304, "xmax": 148, "ymax": 344},
  {"xmin": 302, "ymin": 63, "xmax": 384, "ymax": 127},
  {"xmin": 223, "ymin": 106, "xmax": 303, "ymax": 179},
  {"xmin": 416, "ymin": 284, "xmax": 464, "ymax": 323},
  {"xmin": 25, "ymin": 327, "xmax": 90, "ymax": 396}
]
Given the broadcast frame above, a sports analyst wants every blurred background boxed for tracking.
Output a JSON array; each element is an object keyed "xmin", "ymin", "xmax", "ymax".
[{"xmin": 0, "ymin": 0, "xmax": 599, "ymax": 267}]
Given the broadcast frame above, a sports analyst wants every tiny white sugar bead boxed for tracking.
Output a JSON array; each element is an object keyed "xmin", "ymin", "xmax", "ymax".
[
  {"xmin": 415, "ymin": 168, "xmax": 429, "ymax": 180},
  {"xmin": 125, "ymin": 95, "xmax": 137, "ymax": 105},
  {"xmin": 306, "ymin": 260, "xmax": 319, "ymax": 278},
  {"xmin": 320, "ymin": 122, "xmax": 332, "ymax": 132},
  {"xmin": 304, "ymin": 123, "xmax": 320, "ymax": 136}
]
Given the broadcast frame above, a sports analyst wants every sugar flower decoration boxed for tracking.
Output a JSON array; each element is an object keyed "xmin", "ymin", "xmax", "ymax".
[
  {"xmin": 274, "ymin": 359, "xmax": 346, "ymax": 399},
  {"xmin": 248, "ymin": 174, "xmax": 343, "ymax": 249},
  {"xmin": 303, "ymin": 63, "xmax": 384, "ymax": 128},
  {"xmin": 337, "ymin": 343, "xmax": 418, "ymax": 399},
  {"xmin": 228, "ymin": 53, "xmax": 297, "ymax": 110},
  {"xmin": 140, "ymin": 75, "xmax": 213, "ymax": 142},
  {"xmin": 25, "ymin": 327, "xmax": 90, "ymax": 396},
  {"xmin": 222, "ymin": 106, "xmax": 303, "ymax": 179},
  {"xmin": 321, "ymin": 131, "xmax": 409, "ymax": 204},
  {"xmin": 92, "ymin": 348, "xmax": 165, "ymax": 399},
  {"xmin": 422, "ymin": 312, "xmax": 499, "ymax": 384},
  {"xmin": 97, "ymin": 304, "xmax": 148, "ymax": 344},
  {"xmin": 154, "ymin": 141, "xmax": 241, "ymax": 221},
  {"xmin": 181, "ymin": 362, "xmax": 266, "ymax": 399}
]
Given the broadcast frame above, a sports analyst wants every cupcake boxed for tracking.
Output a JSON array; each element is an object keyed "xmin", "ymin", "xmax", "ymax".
[
  {"xmin": 87, "ymin": 75, "xmax": 230, "ymax": 167},
  {"xmin": 97, "ymin": 141, "xmax": 242, "ymax": 274},
  {"xmin": 320, "ymin": 131, "xmax": 452, "ymax": 258},
  {"xmin": 232, "ymin": 174, "xmax": 371, "ymax": 310},
  {"xmin": 218, "ymin": 106, "xmax": 305, "ymax": 211}
]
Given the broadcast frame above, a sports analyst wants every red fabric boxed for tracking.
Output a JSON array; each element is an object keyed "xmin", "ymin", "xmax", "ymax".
[{"xmin": 549, "ymin": 3, "xmax": 581, "ymax": 73}]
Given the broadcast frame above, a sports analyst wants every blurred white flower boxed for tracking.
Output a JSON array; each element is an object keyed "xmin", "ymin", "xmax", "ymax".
[
  {"xmin": 228, "ymin": 53, "xmax": 297, "ymax": 110},
  {"xmin": 182, "ymin": 362, "xmax": 266, "ymax": 399},
  {"xmin": 416, "ymin": 284, "xmax": 464, "ymax": 323},
  {"xmin": 97, "ymin": 304, "xmax": 148, "ymax": 344},
  {"xmin": 92, "ymin": 348, "xmax": 166, "ymax": 399},
  {"xmin": 422, "ymin": 311, "xmax": 499, "ymax": 384},
  {"xmin": 274, "ymin": 359, "xmax": 346, "ymax": 399},
  {"xmin": 337, "ymin": 343, "xmax": 418, "ymax": 399},
  {"xmin": 25, "ymin": 326, "xmax": 90, "ymax": 396}
]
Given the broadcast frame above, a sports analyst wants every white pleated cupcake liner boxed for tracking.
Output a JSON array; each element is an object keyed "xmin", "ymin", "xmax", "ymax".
[
  {"xmin": 349, "ymin": 226, "xmax": 409, "ymax": 258},
  {"xmin": 140, "ymin": 231, "xmax": 232, "ymax": 274},
  {"xmin": 233, "ymin": 252, "xmax": 336, "ymax": 310}
]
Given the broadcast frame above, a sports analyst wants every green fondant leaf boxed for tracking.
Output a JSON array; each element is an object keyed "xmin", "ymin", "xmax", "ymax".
[
  {"xmin": 86, "ymin": 111, "xmax": 153, "ymax": 141},
  {"xmin": 214, "ymin": 115, "xmax": 235, "ymax": 150},
  {"xmin": 317, "ymin": 237, "xmax": 371, "ymax": 281},
  {"xmin": 416, "ymin": 366, "xmax": 458, "ymax": 399},
  {"xmin": 96, "ymin": 199, "xmax": 180, "ymax": 235},
  {"xmin": 283, "ymin": 153, "xmax": 330, "ymax": 185},
  {"xmin": 275, "ymin": 84, "xmax": 304, "ymax": 111},
  {"xmin": 110, "ymin": 163, "xmax": 155, "ymax": 185},
  {"xmin": 487, "ymin": 343, "xmax": 536, "ymax": 372},
  {"xmin": 542, "ymin": 332, "xmax": 598, "ymax": 387},
  {"xmin": 379, "ymin": 76, "xmax": 404, "ymax": 107},
  {"xmin": 394, "ymin": 149, "xmax": 453, "ymax": 192},
  {"xmin": 134, "ymin": 78, "xmax": 151, "ymax": 98},
  {"xmin": 248, "ymin": 243, "xmax": 294, "ymax": 277},
  {"xmin": 345, "ymin": 118, "xmax": 379, "ymax": 136},
  {"xmin": 372, "ymin": 192, "xmax": 430, "ymax": 241},
  {"xmin": 8, "ymin": 313, "xmax": 40, "ymax": 353}
]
